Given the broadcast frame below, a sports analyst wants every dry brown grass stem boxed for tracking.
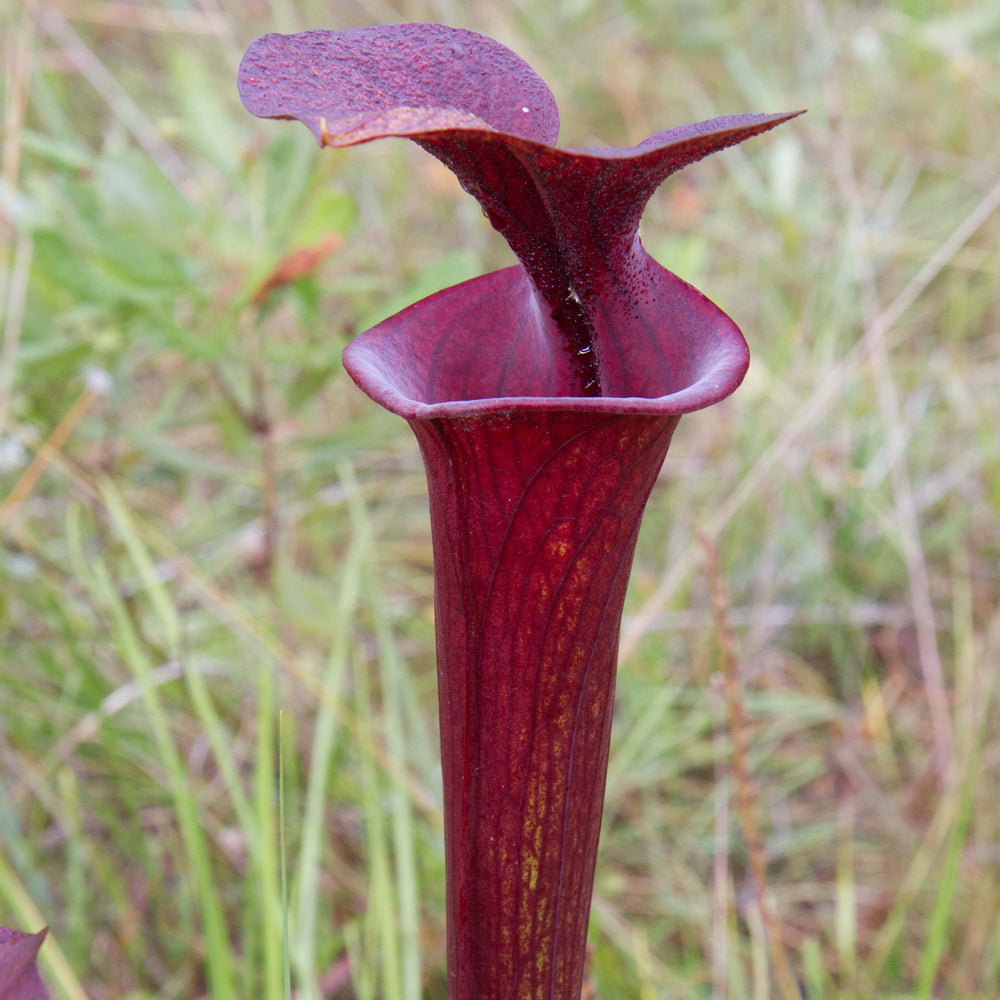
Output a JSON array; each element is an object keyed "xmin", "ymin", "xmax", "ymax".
[
  {"xmin": 0, "ymin": 384, "xmax": 98, "ymax": 530},
  {"xmin": 248, "ymin": 364, "xmax": 299, "ymax": 654},
  {"xmin": 700, "ymin": 530, "xmax": 801, "ymax": 1000},
  {"xmin": 711, "ymin": 677, "xmax": 731, "ymax": 998}
]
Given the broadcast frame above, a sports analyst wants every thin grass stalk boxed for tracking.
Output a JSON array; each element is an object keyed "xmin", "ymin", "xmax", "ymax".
[
  {"xmin": 711, "ymin": 675, "xmax": 731, "ymax": 1000},
  {"xmin": 350, "ymin": 493, "xmax": 423, "ymax": 1000},
  {"xmin": 701, "ymin": 533, "xmax": 799, "ymax": 1000},
  {"xmin": 279, "ymin": 711, "xmax": 292, "ymax": 1000},
  {"xmin": 255, "ymin": 659, "xmax": 283, "ymax": 999},
  {"xmin": 834, "ymin": 786, "xmax": 857, "ymax": 993},
  {"xmin": 292, "ymin": 466, "xmax": 365, "ymax": 999},
  {"xmin": 918, "ymin": 550, "xmax": 995, "ymax": 997},
  {"xmin": 353, "ymin": 636, "xmax": 403, "ymax": 1000}
]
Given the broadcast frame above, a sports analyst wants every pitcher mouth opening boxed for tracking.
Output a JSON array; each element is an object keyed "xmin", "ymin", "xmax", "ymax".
[{"xmin": 342, "ymin": 265, "xmax": 750, "ymax": 422}]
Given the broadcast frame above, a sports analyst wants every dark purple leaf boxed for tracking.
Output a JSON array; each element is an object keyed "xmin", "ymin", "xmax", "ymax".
[
  {"xmin": 0, "ymin": 928, "xmax": 50, "ymax": 1000},
  {"xmin": 413, "ymin": 407, "xmax": 679, "ymax": 1000},
  {"xmin": 239, "ymin": 23, "xmax": 800, "ymax": 1000},
  {"xmin": 238, "ymin": 24, "xmax": 560, "ymax": 145},
  {"xmin": 239, "ymin": 23, "xmax": 801, "ymax": 397}
]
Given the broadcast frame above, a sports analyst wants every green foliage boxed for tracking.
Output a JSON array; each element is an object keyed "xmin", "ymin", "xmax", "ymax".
[{"xmin": 2, "ymin": 2, "xmax": 999, "ymax": 999}]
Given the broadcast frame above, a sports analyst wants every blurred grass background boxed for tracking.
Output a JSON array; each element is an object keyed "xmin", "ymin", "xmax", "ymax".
[{"xmin": 1, "ymin": 0, "xmax": 999, "ymax": 998}]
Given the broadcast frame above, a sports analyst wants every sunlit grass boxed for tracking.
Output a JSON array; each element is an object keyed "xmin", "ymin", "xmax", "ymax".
[{"xmin": 2, "ymin": 1, "xmax": 999, "ymax": 998}]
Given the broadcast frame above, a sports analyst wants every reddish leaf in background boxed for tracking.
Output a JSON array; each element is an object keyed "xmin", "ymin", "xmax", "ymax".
[
  {"xmin": 0, "ymin": 928, "xmax": 50, "ymax": 1000},
  {"xmin": 240, "ymin": 23, "xmax": 800, "ymax": 1000},
  {"xmin": 251, "ymin": 233, "xmax": 343, "ymax": 306}
]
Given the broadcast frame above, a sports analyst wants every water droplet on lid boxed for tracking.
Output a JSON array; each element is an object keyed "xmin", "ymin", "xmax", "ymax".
[{"xmin": 521, "ymin": 106, "xmax": 530, "ymax": 113}]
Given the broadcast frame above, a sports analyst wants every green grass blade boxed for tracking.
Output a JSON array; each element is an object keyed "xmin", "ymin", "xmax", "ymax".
[
  {"xmin": 916, "ymin": 760, "xmax": 976, "ymax": 998},
  {"xmin": 353, "ymin": 637, "xmax": 402, "ymax": 1000},
  {"xmin": 292, "ymin": 461, "xmax": 367, "ymax": 998},
  {"xmin": 280, "ymin": 711, "xmax": 292, "ymax": 1000},
  {"xmin": 256, "ymin": 658, "xmax": 283, "ymax": 1000}
]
